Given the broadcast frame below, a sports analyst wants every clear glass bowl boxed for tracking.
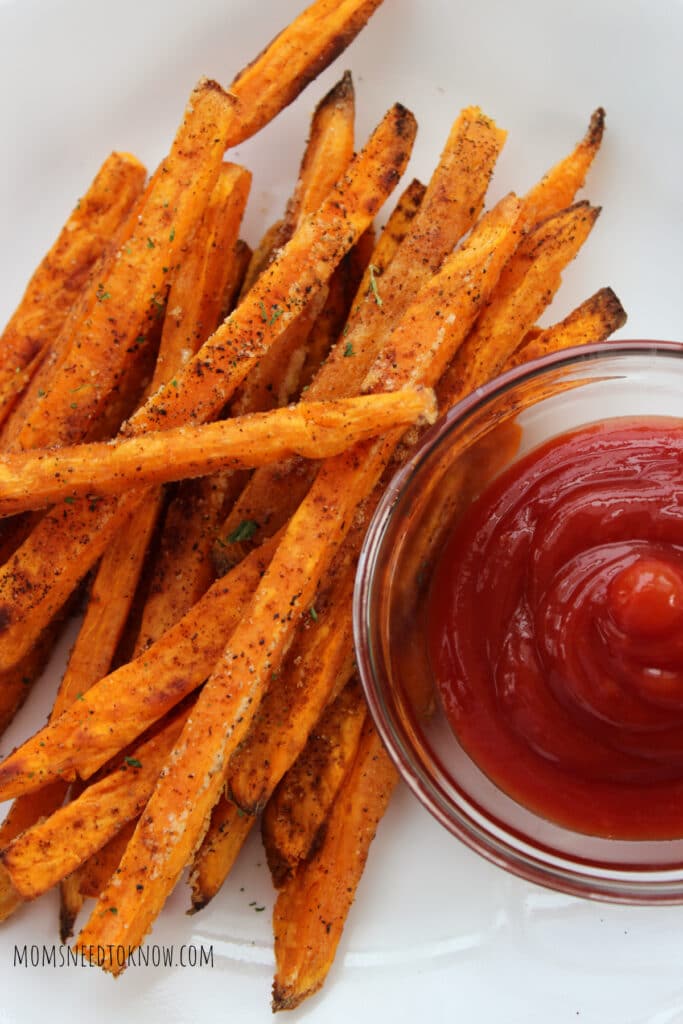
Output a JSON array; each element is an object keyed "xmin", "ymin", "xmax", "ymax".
[{"xmin": 354, "ymin": 340, "xmax": 683, "ymax": 904}]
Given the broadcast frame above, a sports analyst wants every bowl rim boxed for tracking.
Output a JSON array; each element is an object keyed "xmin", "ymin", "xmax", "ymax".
[{"xmin": 353, "ymin": 338, "xmax": 683, "ymax": 904}]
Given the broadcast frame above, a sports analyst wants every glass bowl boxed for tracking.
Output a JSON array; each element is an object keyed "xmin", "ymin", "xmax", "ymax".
[{"xmin": 354, "ymin": 340, "xmax": 683, "ymax": 904}]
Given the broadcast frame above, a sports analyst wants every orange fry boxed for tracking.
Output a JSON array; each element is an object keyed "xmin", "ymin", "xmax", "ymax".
[{"xmin": 0, "ymin": 390, "xmax": 435, "ymax": 516}]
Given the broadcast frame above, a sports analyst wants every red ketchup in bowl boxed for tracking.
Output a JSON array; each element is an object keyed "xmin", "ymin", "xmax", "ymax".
[{"xmin": 428, "ymin": 418, "xmax": 683, "ymax": 839}]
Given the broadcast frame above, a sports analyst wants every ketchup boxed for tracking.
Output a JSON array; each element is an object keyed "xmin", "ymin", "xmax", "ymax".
[{"xmin": 428, "ymin": 418, "xmax": 683, "ymax": 839}]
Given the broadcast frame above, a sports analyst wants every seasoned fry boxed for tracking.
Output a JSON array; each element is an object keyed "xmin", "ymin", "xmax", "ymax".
[
  {"xmin": 272, "ymin": 719, "xmax": 398, "ymax": 1011},
  {"xmin": 151, "ymin": 163, "xmax": 252, "ymax": 388},
  {"xmin": 0, "ymin": 153, "xmax": 147, "ymax": 428},
  {"xmin": 225, "ymin": 73, "xmax": 357, "ymax": 416},
  {"xmin": 0, "ymin": 611, "xmax": 71, "ymax": 736},
  {"xmin": 228, "ymin": 513, "xmax": 360, "ymax": 814},
  {"xmin": 59, "ymin": 872, "xmax": 84, "ymax": 943},
  {"xmin": 189, "ymin": 516, "xmax": 360, "ymax": 908},
  {"xmin": 222, "ymin": 238, "xmax": 252, "ymax": 315},
  {"xmin": 437, "ymin": 202, "xmax": 600, "ymax": 408},
  {"xmin": 0, "ymin": 104, "xmax": 415, "ymax": 670},
  {"xmin": 297, "ymin": 228, "xmax": 376, "ymax": 391},
  {"xmin": 0, "ymin": 390, "xmax": 435, "ymax": 516},
  {"xmin": 506, "ymin": 286, "xmax": 627, "ymax": 368},
  {"xmin": 238, "ymin": 221, "xmax": 284, "ymax": 302},
  {"xmin": 1, "ymin": 707, "xmax": 189, "ymax": 901},
  {"xmin": 306, "ymin": 106, "xmax": 507, "ymax": 403},
  {"xmin": 223, "ymin": 0, "xmax": 383, "ymax": 148},
  {"xmin": 56, "ymin": 503, "xmax": 153, "ymax": 705},
  {"xmin": 188, "ymin": 799, "xmax": 255, "ymax": 912},
  {"xmin": 520, "ymin": 108, "xmax": 605, "ymax": 231},
  {"xmin": 132, "ymin": 474, "xmax": 235, "ymax": 656},
  {"xmin": 76, "ymin": 820, "xmax": 137, "ymax": 900},
  {"xmin": 0, "ymin": 535, "xmax": 281, "ymax": 798},
  {"xmin": 262, "ymin": 679, "xmax": 367, "ymax": 886}
]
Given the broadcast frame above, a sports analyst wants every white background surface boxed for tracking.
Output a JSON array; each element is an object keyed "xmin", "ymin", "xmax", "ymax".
[{"xmin": 0, "ymin": 1, "xmax": 682, "ymax": 1021}]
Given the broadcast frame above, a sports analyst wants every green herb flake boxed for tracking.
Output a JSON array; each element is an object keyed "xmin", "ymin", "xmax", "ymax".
[
  {"xmin": 64, "ymin": 497, "xmax": 76, "ymax": 505},
  {"xmin": 254, "ymin": 905, "xmax": 266, "ymax": 912},
  {"xmin": 169, "ymin": 227, "xmax": 176, "ymax": 242},
  {"xmin": 70, "ymin": 401, "xmax": 78, "ymax": 409},
  {"xmin": 171, "ymin": 378, "xmax": 178, "ymax": 389},
  {"xmin": 343, "ymin": 341, "xmax": 354, "ymax": 358},
  {"xmin": 146, "ymin": 237, "xmax": 156, "ymax": 249},
  {"xmin": 368, "ymin": 263, "xmax": 383, "ymax": 307},
  {"xmin": 96, "ymin": 283, "xmax": 111, "ymax": 302},
  {"xmin": 227, "ymin": 519, "xmax": 259, "ymax": 544},
  {"xmin": 309, "ymin": 606, "xmax": 319, "ymax": 622},
  {"xmin": 37, "ymin": 389, "xmax": 46, "ymax": 398},
  {"xmin": 124, "ymin": 757, "xmax": 142, "ymax": 768},
  {"xmin": 269, "ymin": 305, "xmax": 283, "ymax": 326},
  {"xmin": 76, "ymin": 692, "xmax": 85, "ymax": 701},
  {"xmin": 258, "ymin": 300, "xmax": 268, "ymax": 323}
]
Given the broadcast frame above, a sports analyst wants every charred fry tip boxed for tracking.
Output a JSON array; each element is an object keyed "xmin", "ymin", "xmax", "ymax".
[
  {"xmin": 272, "ymin": 983, "xmax": 314, "ymax": 1014},
  {"xmin": 191, "ymin": 77, "xmax": 235, "ymax": 103},
  {"xmin": 326, "ymin": 69, "xmax": 355, "ymax": 103},
  {"xmin": 59, "ymin": 905, "xmax": 78, "ymax": 943},
  {"xmin": 587, "ymin": 107, "xmax": 606, "ymax": 145},
  {"xmin": 391, "ymin": 102, "xmax": 417, "ymax": 141},
  {"xmin": 186, "ymin": 896, "xmax": 209, "ymax": 915},
  {"xmin": 602, "ymin": 286, "xmax": 628, "ymax": 325}
]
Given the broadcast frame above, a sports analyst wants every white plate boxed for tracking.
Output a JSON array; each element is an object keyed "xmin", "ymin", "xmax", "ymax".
[{"xmin": 1, "ymin": 1, "xmax": 682, "ymax": 1021}]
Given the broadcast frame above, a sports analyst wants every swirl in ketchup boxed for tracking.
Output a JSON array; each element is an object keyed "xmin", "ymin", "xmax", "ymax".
[{"xmin": 428, "ymin": 418, "xmax": 683, "ymax": 839}]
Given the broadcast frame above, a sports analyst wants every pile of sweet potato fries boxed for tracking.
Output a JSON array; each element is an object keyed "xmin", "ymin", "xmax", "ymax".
[{"xmin": 0, "ymin": 0, "xmax": 626, "ymax": 1010}]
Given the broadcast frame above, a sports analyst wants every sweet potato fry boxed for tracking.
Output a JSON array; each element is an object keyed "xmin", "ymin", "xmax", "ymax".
[
  {"xmin": 297, "ymin": 228, "xmax": 376, "ymax": 391},
  {"xmin": 0, "ymin": 390, "xmax": 435, "ymax": 516},
  {"xmin": 189, "ymin": 518, "xmax": 359, "ymax": 909},
  {"xmin": 238, "ymin": 222, "xmax": 285, "ymax": 302},
  {"xmin": 54, "ymin": 502, "xmax": 154, "ymax": 706},
  {"xmin": 506, "ymin": 286, "xmax": 627, "ymax": 368},
  {"xmin": 228, "ymin": 515, "xmax": 360, "ymax": 814},
  {"xmin": 230, "ymin": 73, "xmax": 356, "ymax": 416},
  {"xmin": 59, "ymin": 872, "xmax": 84, "ymax": 943},
  {"xmin": 75, "ymin": 820, "xmax": 137, "ymax": 900},
  {"xmin": 0, "ymin": 535, "xmax": 280, "ymax": 799},
  {"xmin": 151, "ymin": 163, "xmax": 252, "ymax": 389},
  {"xmin": 520, "ymin": 108, "xmax": 605, "ymax": 231},
  {"xmin": 262, "ymin": 679, "xmax": 367, "ymax": 887},
  {"xmin": 306, "ymin": 106, "xmax": 507, "ymax": 404},
  {"xmin": 188, "ymin": 799, "xmax": 255, "ymax": 913},
  {"xmin": 1, "ymin": 706, "xmax": 189, "ymax": 901},
  {"xmin": 272, "ymin": 719, "xmax": 398, "ymax": 1011},
  {"xmin": 0, "ymin": 104, "xmax": 415, "ymax": 671},
  {"xmin": 223, "ymin": 0, "xmax": 383, "ymax": 148},
  {"xmin": 0, "ymin": 153, "xmax": 147, "ymax": 428},
  {"xmin": 70, "ymin": 196, "xmax": 520, "ymax": 966},
  {"xmin": 437, "ymin": 202, "xmax": 600, "ymax": 409},
  {"xmin": 131, "ymin": 474, "xmax": 236, "ymax": 656},
  {"xmin": 223, "ymin": 239, "xmax": 252, "ymax": 315}
]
